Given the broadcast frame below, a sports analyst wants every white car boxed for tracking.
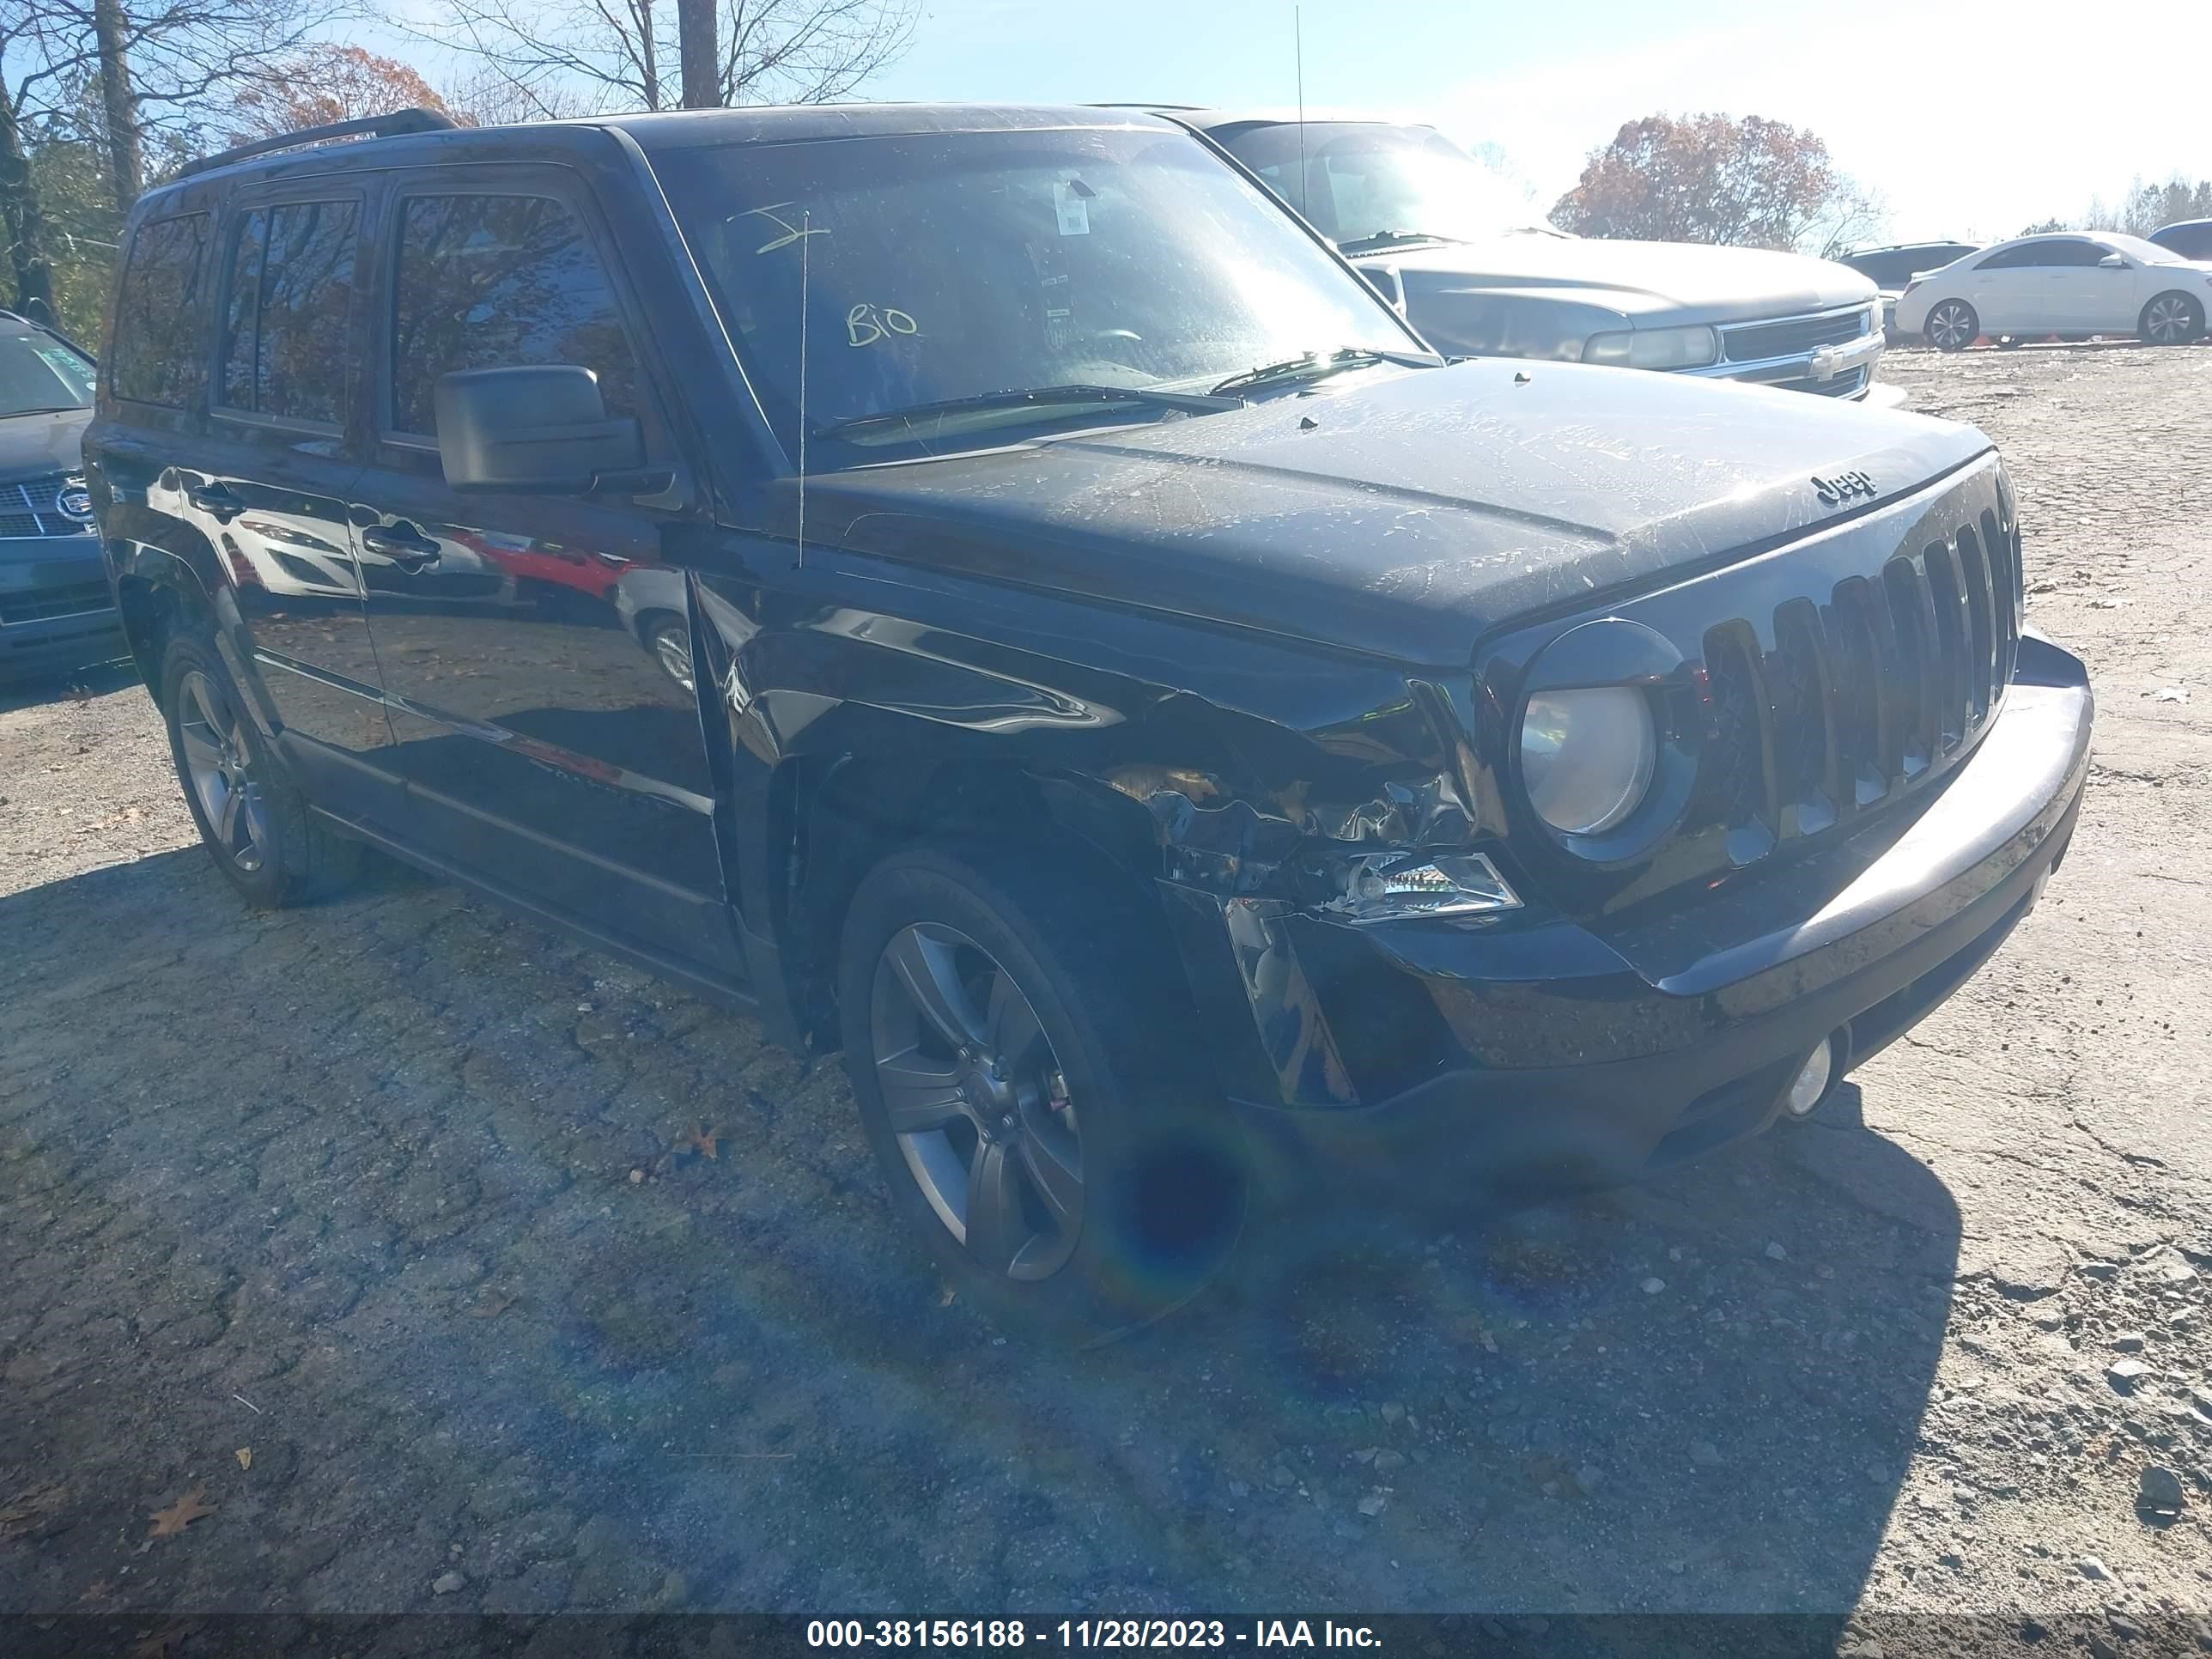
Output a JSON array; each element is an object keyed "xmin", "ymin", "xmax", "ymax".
[{"xmin": 1894, "ymin": 230, "xmax": 2211, "ymax": 349}]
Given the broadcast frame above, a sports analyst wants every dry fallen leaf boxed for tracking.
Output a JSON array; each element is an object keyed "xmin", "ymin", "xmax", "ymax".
[
  {"xmin": 675, "ymin": 1123, "xmax": 720, "ymax": 1160},
  {"xmin": 148, "ymin": 1488, "xmax": 216, "ymax": 1539},
  {"xmin": 234, "ymin": 1448, "xmax": 252, "ymax": 1470},
  {"xmin": 469, "ymin": 1292, "xmax": 515, "ymax": 1320}
]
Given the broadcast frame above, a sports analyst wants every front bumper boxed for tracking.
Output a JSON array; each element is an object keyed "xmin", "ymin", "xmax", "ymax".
[
  {"xmin": 1165, "ymin": 647, "xmax": 2092, "ymax": 1202},
  {"xmin": 0, "ymin": 537, "xmax": 125, "ymax": 683}
]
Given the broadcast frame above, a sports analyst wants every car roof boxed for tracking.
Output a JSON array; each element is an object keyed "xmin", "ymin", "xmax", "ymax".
[
  {"xmin": 1178, "ymin": 109, "xmax": 1434, "ymax": 135},
  {"xmin": 1848, "ymin": 240, "xmax": 1974, "ymax": 254},
  {"xmin": 139, "ymin": 103, "xmax": 1185, "ymax": 205},
  {"xmin": 600, "ymin": 102, "xmax": 1176, "ymax": 150},
  {"xmin": 2153, "ymin": 217, "xmax": 2212, "ymax": 233}
]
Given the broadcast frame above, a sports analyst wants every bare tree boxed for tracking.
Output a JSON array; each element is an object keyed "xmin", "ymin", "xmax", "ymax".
[
  {"xmin": 441, "ymin": 64, "xmax": 592, "ymax": 127},
  {"xmin": 405, "ymin": 0, "xmax": 916, "ymax": 116},
  {"xmin": 29, "ymin": 0, "xmax": 348, "ymax": 206},
  {"xmin": 0, "ymin": 0, "xmax": 95, "ymax": 322},
  {"xmin": 678, "ymin": 0, "xmax": 715, "ymax": 108}
]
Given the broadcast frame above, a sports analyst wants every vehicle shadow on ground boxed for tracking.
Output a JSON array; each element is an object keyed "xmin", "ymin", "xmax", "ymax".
[
  {"xmin": 0, "ymin": 849, "xmax": 1956, "ymax": 1626},
  {"xmin": 0, "ymin": 659, "xmax": 136, "ymax": 717}
]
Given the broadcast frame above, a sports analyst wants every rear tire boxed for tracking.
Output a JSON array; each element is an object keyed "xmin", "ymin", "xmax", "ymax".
[
  {"xmin": 637, "ymin": 611, "xmax": 695, "ymax": 692},
  {"xmin": 160, "ymin": 630, "xmax": 363, "ymax": 908},
  {"xmin": 1924, "ymin": 299, "xmax": 1978, "ymax": 351},
  {"xmin": 838, "ymin": 845, "xmax": 1247, "ymax": 1342},
  {"xmin": 2140, "ymin": 291, "xmax": 2204, "ymax": 345}
]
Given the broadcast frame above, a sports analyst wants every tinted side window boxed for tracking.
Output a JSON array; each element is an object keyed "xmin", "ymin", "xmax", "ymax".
[
  {"xmin": 111, "ymin": 213, "xmax": 210, "ymax": 407},
  {"xmin": 218, "ymin": 200, "xmax": 359, "ymax": 424},
  {"xmin": 1977, "ymin": 244, "xmax": 2034, "ymax": 270},
  {"xmin": 2047, "ymin": 240, "xmax": 2110, "ymax": 267},
  {"xmin": 390, "ymin": 194, "xmax": 639, "ymax": 437}
]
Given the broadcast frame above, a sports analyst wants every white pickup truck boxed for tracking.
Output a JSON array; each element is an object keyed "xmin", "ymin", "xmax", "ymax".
[{"xmin": 1185, "ymin": 112, "xmax": 1888, "ymax": 401}]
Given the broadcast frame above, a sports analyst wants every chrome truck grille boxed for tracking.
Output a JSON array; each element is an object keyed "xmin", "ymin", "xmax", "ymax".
[
  {"xmin": 1721, "ymin": 307, "xmax": 1873, "ymax": 362},
  {"xmin": 0, "ymin": 472, "xmax": 96, "ymax": 540}
]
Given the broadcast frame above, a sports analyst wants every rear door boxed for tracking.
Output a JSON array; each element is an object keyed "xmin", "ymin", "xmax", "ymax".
[
  {"xmin": 348, "ymin": 167, "xmax": 734, "ymax": 972},
  {"xmin": 194, "ymin": 184, "xmax": 393, "ymax": 817}
]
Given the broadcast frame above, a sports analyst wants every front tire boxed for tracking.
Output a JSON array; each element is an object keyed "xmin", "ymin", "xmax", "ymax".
[
  {"xmin": 1924, "ymin": 299, "xmax": 1978, "ymax": 351},
  {"xmin": 2140, "ymin": 291, "xmax": 2204, "ymax": 345},
  {"xmin": 160, "ymin": 630, "xmax": 362, "ymax": 908},
  {"xmin": 839, "ymin": 846, "xmax": 1246, "ymax": 1341}
]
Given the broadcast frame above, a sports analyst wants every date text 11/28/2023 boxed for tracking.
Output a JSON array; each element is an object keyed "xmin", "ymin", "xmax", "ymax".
[{"xmin": 805, "ymin": 1620, "xmax": 1383, "ymax": 1649}]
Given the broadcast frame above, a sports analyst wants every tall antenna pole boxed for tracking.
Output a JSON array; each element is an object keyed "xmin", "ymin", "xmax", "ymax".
[
  {"xmin": 1294, "ymin": 6, "xmax": 1308, "ymax": 217},
  {"xmin": 797, "ymin": 210, "xmax": 810, "ymax": 570}
]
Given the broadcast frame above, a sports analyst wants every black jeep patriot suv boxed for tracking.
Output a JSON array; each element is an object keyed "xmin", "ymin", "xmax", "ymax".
[{"xmin": 88, "ymin": 106, "xmax": 2092, "ymax": 1335}]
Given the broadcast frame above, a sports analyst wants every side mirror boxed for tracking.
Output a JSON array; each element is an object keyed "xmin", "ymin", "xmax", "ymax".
[
  {"xmin": 434, "ymin": 365, "xmax": 653, "ymax": 495},
  {"xmin": 2097, "ymin": 252, "xmax": 2127, "ymax": 268}
]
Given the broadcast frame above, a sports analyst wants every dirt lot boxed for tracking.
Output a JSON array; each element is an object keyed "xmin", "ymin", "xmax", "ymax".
[{"xmin": 3, "ymin": 343, "xmax": 2210, "ymax": 1646}]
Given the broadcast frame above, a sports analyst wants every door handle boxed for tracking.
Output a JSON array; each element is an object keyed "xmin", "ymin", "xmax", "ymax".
[
  {"xmin": 187, "ymin": 482, "xmax": 245, "ymax": 523},
  {"xmin": 360, "ymin": 522, "xmax": 442, "ymax": 572}
]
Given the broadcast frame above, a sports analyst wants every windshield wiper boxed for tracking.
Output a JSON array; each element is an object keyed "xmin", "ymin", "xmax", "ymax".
[
  {"xmin": 4, "ymin": 405, "xmax": 87, "ymax": 416},
  {"xmin": 1337, "ymin": 230, "xmax": 1461, "ymax": 254},
  {"xmin": 816, "ymin": 383, "xmax": 1241, "ymax": 441},
  {"xmin": 1207, "ymin": 348, "xmax": 1431, "ymax": 398}
]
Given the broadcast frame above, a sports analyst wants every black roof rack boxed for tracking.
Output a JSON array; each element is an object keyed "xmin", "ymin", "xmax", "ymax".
[{"xmin": 176, "ymin": 107, "xmax": 459, "ymax": 180}]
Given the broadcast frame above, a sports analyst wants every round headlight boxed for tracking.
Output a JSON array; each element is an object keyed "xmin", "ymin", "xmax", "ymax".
[{"xmin": 1520, "ymin": 687, "xmax": 1658, "ymax": 837}]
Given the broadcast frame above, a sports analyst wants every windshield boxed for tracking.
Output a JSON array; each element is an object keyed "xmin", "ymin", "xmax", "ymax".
[
  {"xmin": 1212, "ymin": 121, "xmax": 1548, "ymax": 248},
  {"xmin": 651, "ymin": 125, "xmax": 1424, "ymax": 462},
  {"xmin": 0, "ymin": 329, "xmax": 94, "ymax": 415}
]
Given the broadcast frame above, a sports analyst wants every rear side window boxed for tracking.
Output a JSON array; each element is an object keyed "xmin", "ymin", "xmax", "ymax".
[
  {"xmin": 111, "ymin": 213, "xmax": 210, "ymax": 407},
  {"xmin": 389, "ymin": 193, "xmax": 640, "ymax": 438},
  {"xmin": 218, "ymin": 200, "xmax": 359, "ymax": 424}
]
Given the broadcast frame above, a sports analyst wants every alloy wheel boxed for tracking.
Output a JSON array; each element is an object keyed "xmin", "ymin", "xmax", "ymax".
[
  {"xmin": 1927, "ymin": 301, "xmax": 1977, "ymax": 351},
  {"xmin": 869, "ymin": 922, "xmax": 1083, "ymax": 1281},
  {"xmin": 651, "ymin": 623, "xmax": 695, "ymax": 691},
  {"xmin": 2144, "ymin": 295, "xmax": 2198, "ymax": 344},
  {"xmin": 176, "ymin": 669, "xmax": 270, "ymax": 874}
]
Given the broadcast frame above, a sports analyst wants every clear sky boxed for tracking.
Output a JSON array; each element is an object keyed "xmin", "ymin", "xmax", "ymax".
[
  {"xmin": 844, "ymin": 0, "xmax": 2212, "ymax": 244},
  {"xmin": 367, "ymin": 0, "xmax": 2212, "ymax": 246}
]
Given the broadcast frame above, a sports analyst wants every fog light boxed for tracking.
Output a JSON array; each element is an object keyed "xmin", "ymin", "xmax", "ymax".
[
  {"xmin": 1325, "ymin": 851, "xmax": 1522, "ymax": 923},
  {"xmin": 1784, "ymin": 1037, "xmax": 1837, "ymax": 1118}
]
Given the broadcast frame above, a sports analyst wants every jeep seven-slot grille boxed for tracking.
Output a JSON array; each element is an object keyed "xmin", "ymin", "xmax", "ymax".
[
  {"xmin": 1720, "ymin": 307, "xmax": 1869, "ymax": 363},
  {"xmin": 1698, "ymin": 507, "xmax": 2020, "ymax": 859},
  {"xmin": 0, "ymin": 472, "xmax": 94, "ymax": 539}
]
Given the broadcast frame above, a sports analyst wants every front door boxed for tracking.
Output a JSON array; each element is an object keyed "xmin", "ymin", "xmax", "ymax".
[
  {"xmin": 349, "ymin": 173, "xmax": 735, "ymax": 975},
  {"xmin": 2038, "ymin": 237, "xmax": 2118, "ymax": 331},
  {"xmin": 1960, "ymin": 241, "xmax": 2045, "ymax": 334},
  {"xmin": 194, "ymin": 186, "xmax": 393, "ymax": 820}
]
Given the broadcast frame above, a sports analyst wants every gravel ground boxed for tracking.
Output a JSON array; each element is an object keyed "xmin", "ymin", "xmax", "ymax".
[{"xmin": 3, "ymin": 343, "xmax": 2210, "ymax": 1647}]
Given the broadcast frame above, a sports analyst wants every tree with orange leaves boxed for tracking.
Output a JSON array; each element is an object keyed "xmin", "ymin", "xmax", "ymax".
[{"xmin": 224, "ymin": 44, "xmax": 450, "ymax": 143}]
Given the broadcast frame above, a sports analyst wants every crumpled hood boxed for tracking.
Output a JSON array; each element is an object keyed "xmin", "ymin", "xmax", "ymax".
[
  {"xmin": 1378, "ymin": 234, "xmax": 1877, "ymax": 327},
  {"xmin": 790, "ymin": 359, "xmax": 1990, "ymax": 665}
]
